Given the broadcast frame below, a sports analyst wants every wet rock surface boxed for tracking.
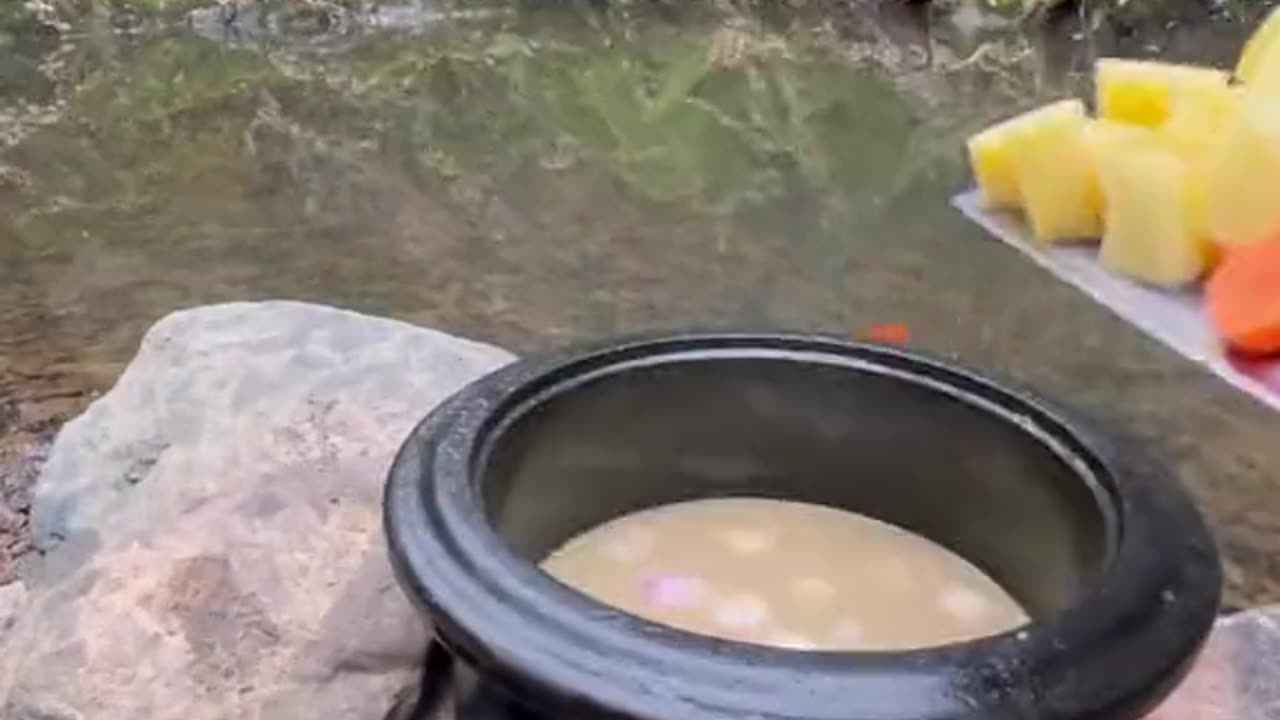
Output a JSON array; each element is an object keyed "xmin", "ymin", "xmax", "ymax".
[
  {"xmin": 0, "ymin": 437, "xmax": 40, "ymax": 586},
  {"xmin": 0, "ymin": 301, "xmax": 512, "ymax": 720}
]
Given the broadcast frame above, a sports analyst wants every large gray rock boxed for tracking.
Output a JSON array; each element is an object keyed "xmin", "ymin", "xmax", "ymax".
[
  {"xmin": 0, "ymin": 301, "xmax": 512, "ymax": 720},
  {"xmin": 1149, "ymin": 605, "xmax": 1280, "ymax": 720}
]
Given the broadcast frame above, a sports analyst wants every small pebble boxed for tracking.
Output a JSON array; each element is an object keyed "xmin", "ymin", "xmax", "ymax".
[
  {"xmin": 713, "ymin": 593, "xmax": 770, "ymax": 630},
  {"xmin": 643, "ymin": 573, "xmax": 706, "ymax": 609},
  {"xmin": 791, "ymin": 575, "xmax": 836, "ymax": 603},
  {"xmin": 876, "ymin": 556, "xmax": 914, "ymax": 588},
  {"xmin": 831, "ymin": 619, "xmax": 865, "ymax": 645},
  {"xmin": 719, "ymin": 526, "xmax": 777, "ymax": 554},
  {"xmin": 603, "ymin": 530, "xmax": 655, "ymax": 563},
  {"xmin": 938, "ymin": 586, "xmax": 988, "ymax": 622}
]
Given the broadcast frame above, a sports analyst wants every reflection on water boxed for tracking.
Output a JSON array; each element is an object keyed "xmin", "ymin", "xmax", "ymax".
[
  {"xmin": 0, "ymin": 3, "xmax": 955, "ymax": 357},
  {"xmin": 0, "ymin": 0, "xmax": 1260, "ymax": 356},
  {"xmin": 1, "ymin": 1, "xmax": 1279, "ymax": 604},
  {"xmin": 3, "ymin": 0, "xmax": 1225, "ymax": 359}
]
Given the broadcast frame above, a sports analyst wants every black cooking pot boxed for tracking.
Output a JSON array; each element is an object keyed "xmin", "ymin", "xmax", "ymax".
[{"xmin": 384, "ymin": 334, "xmax": 1221, "ymax": 720}]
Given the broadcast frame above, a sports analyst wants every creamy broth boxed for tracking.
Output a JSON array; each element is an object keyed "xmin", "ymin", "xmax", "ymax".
[{"xmin": 541, "ymin": 498, "xmax": 1028, "ymax": 651}]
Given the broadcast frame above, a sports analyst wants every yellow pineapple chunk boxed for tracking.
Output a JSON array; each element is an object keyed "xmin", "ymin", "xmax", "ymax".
[
  {"xmin": 1244, "ymin": 40, "xmax": 1280, "ymax": 97},
  {"xmin": 1081, "ymin": 119, "xmax": 1155, "ymax": 215},
  {"xmin": 1160, "ymin": 83, "xmax": 1244, "ymax": 162},
  {"xmin": 1004, "ymin": 100, "xmax": 1102, "ymax": 242},
  {"xmin": 1238, "ymin": 6, "xmax": 1280, "ymax": 84},
  {"xmin": 1083, "ymin": 119, "xmax": 1156, "ymax": 164},
  {"xmin": 967, "ymin": 117, "xmax": 1025, "ymax": 209},
  {"xmin": 1206, "ymin": 95, "xmax": 1280, "ymax": 246},
  {"xmin": 1093, "ymin": 141, "xmax": 1212, "ymax": 287},
  {"xmin": 1159, "ymin": 85, "xmax": 1244, "ymax": 242},
  {"xmin": 967, "ymin": 99, "xmax": 1091, "ymax": 212},
  {"xmin": 1096, "ymin": 59, "xmax": 1229, "ymax": 127}
]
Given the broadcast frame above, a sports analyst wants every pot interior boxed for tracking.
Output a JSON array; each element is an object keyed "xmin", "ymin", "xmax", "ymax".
[{"xmin": 480, "ymin": 353, "xmax": 1112, "ymax": 619}]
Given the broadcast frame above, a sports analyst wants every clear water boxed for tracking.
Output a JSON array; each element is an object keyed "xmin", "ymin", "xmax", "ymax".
[{"xmin": 543, "ymin": 498, "xmax": 1028, "ymax": 650}]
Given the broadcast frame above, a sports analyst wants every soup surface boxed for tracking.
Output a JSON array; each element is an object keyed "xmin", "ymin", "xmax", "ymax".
[{"xmin": 542, "ymin": 498, "xmax": 1028, "ymax": 651}]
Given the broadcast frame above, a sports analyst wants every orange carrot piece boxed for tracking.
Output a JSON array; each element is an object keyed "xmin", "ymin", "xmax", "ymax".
[
  {"xmin": 865, "ymin": 323, "xmax": 911, "ymax": 345},
  {"xmin": 1206, "ymin": 236, "xmax": 1280, "ymax": 356}
]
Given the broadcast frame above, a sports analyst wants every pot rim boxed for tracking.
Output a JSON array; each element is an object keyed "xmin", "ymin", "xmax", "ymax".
[{"xmin": 385, "ymin": 332, "xmax": 1221, "ymax": 720}]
